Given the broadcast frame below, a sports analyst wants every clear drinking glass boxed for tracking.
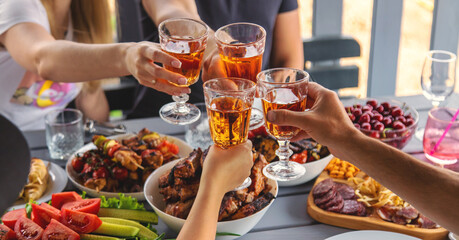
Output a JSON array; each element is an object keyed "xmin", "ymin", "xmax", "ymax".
[
  {"xmin": 158, "ymin": 18, "xmax": 209, "ymax": 125},
  {"xmin": 215, "ymin": 22, "xmax": 266, "ymax": 129},
  {"xmin": 45, "ymin": 108, "xmax": 84, "ymax": 160},
  {"xmin": 184, "ymin": 102, "xmax": 214, "ymax": 150},
  {"xmin": 203, "ymin": 78, "xmax": 256, "ymax": 190},
  {"xmin": 416, "ymin": 50, "xmax": 457, "ymax": 139},
  {"xmin": 258, "ymin": 68, "xmax": 309, "ymax": 181},
  {"xmin": 423, "ymin": 107, "xmax": 459, "ymax": 167}
]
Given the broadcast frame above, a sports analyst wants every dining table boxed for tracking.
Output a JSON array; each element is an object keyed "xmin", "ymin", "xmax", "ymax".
[{"xmin": 22, "ymin": 93, "xmax": 459, "ymax": 240}]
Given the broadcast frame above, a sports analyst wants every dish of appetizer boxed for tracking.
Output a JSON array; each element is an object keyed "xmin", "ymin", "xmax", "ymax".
[
  {"xmin": 66, "ymin": 128, "xmax": 193, "ymax": 200},
  {"xmin": 10, "ymin": 159, "xmax": 67, "ymax": 210},
  {"xmin": 1, "ymin": 192, "xmax": 161, "ymax": 240},
  {"xmin": 307, "ymin": 159, "xmax": 448, "ymax": 240}
]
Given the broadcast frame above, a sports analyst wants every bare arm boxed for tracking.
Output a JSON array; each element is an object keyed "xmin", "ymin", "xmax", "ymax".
[
  {"xmin": 177, "ymin": 142, "xmax": 253, "ymax": 240},
  {"xmin": 267, "ymin": 83, "xmax": 459, "ymax": 234},
  {"xmin": 141, "ymin": 0, "xmax": 200, "ymax": 25},
  {"xmin": 270, "ymin": 10, "xmax": 304, "ymax": 69},
  {"xmin": 74, "ymin": 86, "xmax": 109, "ymax": 122},
  {"xmin": 0, "ymin": 22, "xmax": 191, "ymax": 96}
]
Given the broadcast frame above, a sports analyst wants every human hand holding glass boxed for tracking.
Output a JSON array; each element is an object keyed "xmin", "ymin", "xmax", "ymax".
[
  {"xmin": 258, "ymin": 68, "xmax": 309, "ymax": 181},
  {"xmin": 203, "ymin": 78, "xmax": 256, "ymax": 190},
  {"xmin": 215, "ymin": 22, "xmax": 266, "ymax": 129},
  {"xmin": 158, "ymin": 18, "xmax": 209, "ymax": 125}
]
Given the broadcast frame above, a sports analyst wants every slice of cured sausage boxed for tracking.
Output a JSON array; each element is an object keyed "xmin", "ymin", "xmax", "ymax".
[
  {"xmin": 335, "ymin": 183, "xmax": 356, "ymax": 200},
  {"xmin": 312, "ymin": 178, "xmax": 335, "ymax": 198},
  {"xmin": 314, "ymin": 187, "xmax": 337, "ymax": 206}
]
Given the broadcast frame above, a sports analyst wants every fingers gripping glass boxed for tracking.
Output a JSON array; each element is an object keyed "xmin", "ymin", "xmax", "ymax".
[
  {"xmin": 204, "ymin": 78, "xmax": 256, "ymax": 190},
  {"xmin": 158, "ymin": 18, "xmax": 209, "ymax": 125},
  {"xmin": 258, "ymin": 68, "xmax": 309, "ymax": 181},
  {"xmin": 215, "ymin": 22, "xmax": 266, "ymax": 129}
]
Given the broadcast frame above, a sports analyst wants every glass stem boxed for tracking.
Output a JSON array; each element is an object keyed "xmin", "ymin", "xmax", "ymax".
[
  {"xmin": 432, "ymin": 100, "xmax": 440, "ymax": 108},
  {"xmin": 276, "ymin": 140, "xmax": 293, "ymax": 168},
  {"xmin": 172, "ymin": 93, "xmax": 190, "ymax": 114}
]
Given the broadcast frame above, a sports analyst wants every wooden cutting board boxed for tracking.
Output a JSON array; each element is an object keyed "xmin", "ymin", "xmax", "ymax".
[{"xmin": 307, "ymin": 171, "xmax": 449, "ymax": 240}]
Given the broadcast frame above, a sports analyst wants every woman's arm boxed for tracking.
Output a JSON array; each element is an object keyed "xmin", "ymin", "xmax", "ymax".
[
  {"xmin": 74, "ymin": 86, "xmax": 109, "ymax": 123},
  {"xmin": 266, "ymin": 83, "xmax": 459, "ymax": 234},
  {"xmin": 177, "ymin": 142, "xmax": 253, "ymax": 240},
  {"xmin": 270, "ymin": 9, "xmax": 304, "ymax": 69},
  {"xmin": 0, "ymin": 22, "xmax": 190, "ymax": 96}
]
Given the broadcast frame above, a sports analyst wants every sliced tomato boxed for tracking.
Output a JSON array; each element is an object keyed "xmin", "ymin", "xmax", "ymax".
[
  {"xmin": 14, "ymin": 216, "xmax": 43, "ymax": 240},
  {"xmin": 0, "ymin": 224, "xmax": 15, "ymax": 240},
  {"xmin": 31, "ymin": 203, "xmax": 61, "ymax": 228},
  {"xmin": 51, "ymin": 192, "xmax": 82, "ymax": 209},
  {"xmin": 60, "ymin": 208, "xmax": 102, "ymax": 234},
  {"xmin": 158, "ymin": 140, "xmax": 179, "ymax": 155},
  {"xmin": 1, "ymin": 209, "xmax": 26, "ymax": 229},
  {"xmin": 92, "ymin": 167, "xmax": 109, "ymax": 179},
  {"xmin": 42, "ymin": 219, "xmax": 79, "ymax": 240},
  {"xmin": 61, "ymin": 199, "xmax": 101, "ymax": 215}
]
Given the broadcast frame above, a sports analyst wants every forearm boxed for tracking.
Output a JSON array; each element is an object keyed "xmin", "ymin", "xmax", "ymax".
[
  {"xmin": 142, "ymin": 0, "xmax": 200, "ymax": 25},
  {"xmin": 177, "ymin": 184, "xmax": 224, "ymax": 240},
  {"xmin": 36, "ymin": 41, "xmax": 132, "ymax": 82},
  {"xmin": 75, "ymin": 87, "xmax": 109, "ymax": 122},
  {"xmin": 337, "ymin": 132, "xmax": 459, "ymax": 233}
]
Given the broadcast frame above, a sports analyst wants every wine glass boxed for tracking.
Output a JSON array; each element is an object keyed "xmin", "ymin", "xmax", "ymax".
[
  {"xmin": 423, "ymin": 107, "xmax": 459, "ymax": 167},
  {"xmin": 158, "ymin": 18, "xmax": 209, "ymax": 125},
  {"xmin": 215, "ymin": 22, "xmax": 266, "ymax": 129},
  {"xmin": 203, "ymin": 78, "xmax": 256, "ymax": 190},
  {"xmin": 258, "ymin": 68, "xmax": 309, "ymax": 181},
  {"xmin": 416, "ymin": 50, "xmax": 457, "ymax": 139}
]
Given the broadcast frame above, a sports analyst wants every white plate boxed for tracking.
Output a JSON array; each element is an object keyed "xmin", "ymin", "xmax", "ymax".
[
  {"xmin": 9, "ymin": 160, "xmax": 67, "ymax": 210},
  {"xmin": 326, "ymin": 230, "xmax": 421, "ymax": 240},
  {"xmin": 66, "ymin": 133, "xmax": 193, "ymax": 200}
]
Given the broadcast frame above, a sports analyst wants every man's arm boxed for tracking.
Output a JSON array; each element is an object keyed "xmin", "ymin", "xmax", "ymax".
[
  {"xmin": 141, "ymin": 0, "xmax": 200, "ymax": 25},
  {"xmin": 267, "ymin": 83, "xmax": 459, "ymax": 234},
  {"xmin": 270, "ymin": 9, "xmax": 304, "ymax": 69}
]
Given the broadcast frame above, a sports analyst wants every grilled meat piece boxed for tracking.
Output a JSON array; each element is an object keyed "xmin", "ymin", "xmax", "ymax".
[
  {"xmin": 376, "ymin": 204, "xmax": 419, "ymax": 225},
  {"xmin": 249, "ymin": 154, "xmax": 268, "ymax": 196},
  {"xmin": 142, "ymin": 150, "xmax": 164, "ymax": 169},
  {"xmin": 173, "ymin": 148, "xmax": 203, "ymax": 179},
  {"xmin": 218, "ymin": 193, "xmax": 241, "ymax": 221},
  {"xmin": 165, "ymin": 199, "xmax": 195, "ymax": 219},
  {"xmin": 159, "ymin": 186, "xmax": 180, "ymax": 202},
  {"xmin": 114, "ymin": 148, "xmax": 143, "ymax": 171},
  {"xmin": 416, "ymin": 214, "xmax": 437, "ymax": 229},
  {"xmin": 84, "ymin": 178, "xmax": 106, "ymax": 192},
  {"xmin": 229, "ymin": 192, "xmax": 275, "ymax": 220},
  {"xmin": 179, "ymin": 181, "xmax": 200, "ymax": 202}
]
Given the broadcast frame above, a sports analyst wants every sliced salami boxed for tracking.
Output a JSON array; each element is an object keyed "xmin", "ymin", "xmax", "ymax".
[
  {"xmin": 314, "ymin": 187, "xmax": 337, "ymax": 206},
  {"xmin": 335, "ymin": 183, "xmax": 356, "ymax": 200},
  {"xmin": 340, "ymin": 200, "xmax": 362, "ymax": 215},
  {"xmin": 326, "ymin": 198, "xmax": 344, "ymax": 213},
  {"xmin": 312, "ymin": 178, "xmax": 335, "ymax": 198},
  {"xmin": 321, "ymin": 191, "xmax": 344, "ymax": 209}
]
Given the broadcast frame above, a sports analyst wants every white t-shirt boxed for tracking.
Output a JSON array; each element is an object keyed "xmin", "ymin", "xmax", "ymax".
[{"xmin": 0, "ymin": 0, "xmax": 81, "ymax": 131}]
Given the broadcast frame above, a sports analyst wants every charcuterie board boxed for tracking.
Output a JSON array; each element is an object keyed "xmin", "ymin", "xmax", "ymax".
[{"xmin": 307, "ymin": 171, "xmax": 448, "ymax": 240}]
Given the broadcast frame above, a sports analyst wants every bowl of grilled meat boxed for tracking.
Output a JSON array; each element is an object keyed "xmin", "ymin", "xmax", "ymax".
[
  {"xmin": 144, "ymin": 148, "xmax": 278, "ymax": 239},
  {"xmin": 66, "ymin": 128, "xmax": 192, "ymax": 200},
  {"xmin": 250, "ymin": 127, "xmax": 333, "ymax": 187}
]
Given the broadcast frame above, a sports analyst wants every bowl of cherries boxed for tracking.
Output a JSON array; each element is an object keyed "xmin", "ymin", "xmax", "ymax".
[{"xmin": 345, "ymin": 99, "xmax": 419, "ymax": 149}]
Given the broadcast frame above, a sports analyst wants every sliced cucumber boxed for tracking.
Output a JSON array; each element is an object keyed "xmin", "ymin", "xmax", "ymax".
[
  {"xmin": 80, "ymin": 234, "xmax": 125, "ymax": 240},
  {"xmin": 99, "ymin": 217, "xmax": 158, "ymax": 239},
  {"xmin": 98, "ymin": 208, "xmax": 158, "ymax": 224},
  {"xmin": 93, "ymin": 222, "xmax": 139, "ymax": 238}
]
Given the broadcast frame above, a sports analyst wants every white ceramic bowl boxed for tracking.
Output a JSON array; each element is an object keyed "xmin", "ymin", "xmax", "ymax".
[
  {"xmin": 66, "ymin": 133, "xmax": 193, "ymax": 200},
  {"xmin": 144, "ymin": 159, "xmax": 278, "ymax": 240},
  {"xmin": 278, "ymin": 154, "xmax": 334, "ymax": 187}
]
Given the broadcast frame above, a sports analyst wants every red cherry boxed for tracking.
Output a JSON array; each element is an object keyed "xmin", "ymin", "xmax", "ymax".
[
  {"xmin": 352, "ymin": 108, "xmax": 363, "ymax": 117},
  {"xmin": 373, "ymin": 122, "xmax": 385, "ymax": 131},
  {"xmin": 382, "ymin": 116, "xmax": 392, "ymax": 127},
  {"xmin": 354, "ymin": 123, "xmax": 361, "ymax": 129},
  {"xmin": 385, "ymin": 131, "xmax": 397, "ymax": 138},
  {"xmin": 358, "ymin": 113, "xmax": 371, "ymax": 124},
  {"xmin": 348, "ymin": 113, "xmax": 356, "ymax": 122},
  {"xmin": 381, "ymin": 102, "xmax": 391, "ymax": 110},
  {"xmin": 395, "ymin": 115, "xmax": 406, "ymax": 124},
  {"xmin": 370, "ymin": 131, "xmax": 380, "ymax": 138},
  {"xmin": 361, "ymin": 122, "xmax": 371, "ymax": 130},
  {"xmin": 405, "ymin": 118, "xmax": 415, "ymax": 127},
  {"xmin": 375, "ymin": 105, "xmax": 384, "ymax": 113},
  {"xmin": 382, "ymin": 111, "xmax": 391, "ymax": 116},
  {"xmin": 354, "ymin": 104, "xmax": 362, "ymax": 109},
  {"xmin": 393, "ymin": 121, "xmax": 406, "ymax": 130},
  {"xmin": 366, "ymin": 99, "xmax": 378, "ymax": 108},
  {"xmin": 362, "ymin": 105, "xmax": 373, "ymax": 112},
  {"xmin": 391, "ymin": 107, "xmax": 403, "ymax": 117},
  {"xmin": 373, "ymin": 113, "xmax": 383, "ymax": 122}
]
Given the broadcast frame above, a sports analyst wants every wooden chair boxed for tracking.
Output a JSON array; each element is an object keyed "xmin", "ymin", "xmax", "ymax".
[{"xmin": 303, "ymin": 35, "xmax": 360, "ymax": 91}]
